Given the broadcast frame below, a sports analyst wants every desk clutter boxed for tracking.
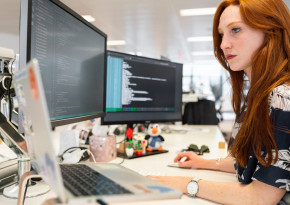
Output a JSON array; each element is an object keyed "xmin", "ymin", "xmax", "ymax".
[
  {"xmin": 0, "ymin": 138, "xmax": 18, "ymax": 192},
  {"xmin": 117, "ymin": 123, "xmax": 169, "ymax": 159},
  {"xmin": 58, "ymin": 122, "xmax": 171, "ymax": 162},
  {"xmin": 89, "ymin": 135, "xmax": 117, "ymax": 162},
  {"xmin": 117, "ymin": 142, "xmax": 168, "ymax": 159},
  {"xmin": 58, "ymin": 122, "xmax": 226, "ymax": 162},
  {"xmin": 184, "ymin": 144, "xmax": 210, "ymax": 155},
  {"xmin": 58, "ymin": 135, "xmax": 118, "ymax": 164}
]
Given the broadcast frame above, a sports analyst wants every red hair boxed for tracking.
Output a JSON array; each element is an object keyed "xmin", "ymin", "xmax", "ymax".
[{"xmin": 213, "ymin": 0, "xmax": 290, "ymax": 167}]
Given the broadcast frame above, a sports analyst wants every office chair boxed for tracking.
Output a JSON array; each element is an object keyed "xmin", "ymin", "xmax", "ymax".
[{"xmin": 182, "ymin": 99, "xmax": 219, "ymax": 125}]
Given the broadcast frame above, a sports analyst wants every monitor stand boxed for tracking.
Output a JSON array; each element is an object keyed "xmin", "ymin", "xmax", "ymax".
[{"xmin": 0, "ymin": 112, "xmax": 50, "ymax": 199}]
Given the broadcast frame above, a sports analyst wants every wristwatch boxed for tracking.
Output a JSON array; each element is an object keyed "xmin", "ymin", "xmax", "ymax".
[{"xmin": 187, "ymin": 178, "xmax": 201, "ymax": 197}]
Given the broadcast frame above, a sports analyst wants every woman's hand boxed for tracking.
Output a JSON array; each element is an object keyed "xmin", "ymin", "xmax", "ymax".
[
  {"xmin": 174, "ymin": 151, "xmax": 207, "ymax": 169},
  {"xmin": 147, "ymin": 176, "xmax": 192, "ymax": 194}
]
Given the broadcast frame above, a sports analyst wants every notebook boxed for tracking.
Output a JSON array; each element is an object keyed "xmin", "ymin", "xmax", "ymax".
[{"xmin": 13, "ymin": 59, "xmax": 182, "ymax": 203}]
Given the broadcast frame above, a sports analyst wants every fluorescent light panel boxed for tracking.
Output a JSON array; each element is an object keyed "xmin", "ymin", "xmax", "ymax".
[
  {"xmin": 107, "ymin": 40, "xmax": 126, "ymax": 46},
  {"xmin": 180, "ymin": 7, "xmax": 216, "ymax": 16},
  {"xmin": 82, "ymin": 15, "xmax": 95, "ymax": 22},
  {"xmin": 187, "ymin": 36, "xmax": 213, "ymax": 42}
]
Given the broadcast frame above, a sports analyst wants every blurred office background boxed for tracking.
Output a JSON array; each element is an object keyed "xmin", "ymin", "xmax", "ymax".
[{"xmin": 1, "ymin": 0, "xmax": 289, "ymax": 138}]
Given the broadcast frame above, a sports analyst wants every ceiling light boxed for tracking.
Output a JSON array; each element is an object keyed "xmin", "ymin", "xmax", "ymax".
[
  {"xmin": 187, "ymin": 36, "xmax": 213, "ymax": 42},
  {"xmin": 107, "ymin": 40, "xmax": 126, "ymax": 46},
  {"xmin": 180, "ymin": 7, "xmax": 216, "ymax": 16},
  {"xmin": 82, "ymin": 15, "xmax": 95, "ymax": 22},
  {"xmin": 192, "ymin": 51, "xmax": 213, "ymax": 56}
]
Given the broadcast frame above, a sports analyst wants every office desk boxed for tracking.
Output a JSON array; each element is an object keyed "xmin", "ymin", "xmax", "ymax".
[
  {"xmin": 0, "ymin": 125, "xmax": 236, "ymax": 205},
  {"xmin": 112, "ymin": 125, "xmax": 236, "ymax": 205}
]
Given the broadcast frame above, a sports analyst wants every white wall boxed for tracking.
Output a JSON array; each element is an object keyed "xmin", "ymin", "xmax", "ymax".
[{"xmin": 0, "ymin": 33, "xmax": 19, "ymax": 54}]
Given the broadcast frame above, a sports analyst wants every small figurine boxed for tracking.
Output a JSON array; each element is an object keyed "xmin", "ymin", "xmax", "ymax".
[
  {"xmin": 145, "ymin": 124, "xmax": 164, "ymax": 152},
  {"xmin": 125, "ymin": 127, "xmax": 134, "ymax": 157},
  {"xmin": 126, "ymin": 127, "xmax": 134, "ymax": 141},
  {"xmin": 133, "ymin": 135, "xmax": 146, "ymax": 156},
  {"xmin": 141, "ymin": 140, "xmax": 146, "ymax": 155},
  {"xmin": 125, "ymin": 144, "xmax": 134, "ymax": 157}
]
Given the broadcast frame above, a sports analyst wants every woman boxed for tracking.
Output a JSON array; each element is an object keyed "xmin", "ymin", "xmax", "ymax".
[{"xmin": 149, "ymin": 0, "xmax": 290, "ymax": 204}]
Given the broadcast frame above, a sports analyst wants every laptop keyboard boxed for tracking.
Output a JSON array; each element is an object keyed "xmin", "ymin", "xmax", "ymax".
[{"xmin": 60, "ymin": 164, "xmax": 132, "ymax": 196}]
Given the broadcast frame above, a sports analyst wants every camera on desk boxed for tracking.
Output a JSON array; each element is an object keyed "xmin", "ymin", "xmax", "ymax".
[{"xmin": 0, "ymin": 47, "xmax": 18, "ymax": 100}]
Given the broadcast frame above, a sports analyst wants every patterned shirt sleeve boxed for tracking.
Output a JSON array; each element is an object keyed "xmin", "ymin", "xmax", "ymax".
[
  {"xmin": 233, "ymin": 84, "xmax": 290, "ymax": 191},
  {"xmin": 251, "ymin": 84, "xmax": 290, "ymax": 191}
]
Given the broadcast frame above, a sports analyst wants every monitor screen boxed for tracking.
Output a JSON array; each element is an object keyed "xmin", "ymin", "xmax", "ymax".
[
  {"xmin": 102, "ymin": 51, "xmax": 183, "ymax": 125},
  {"xmin": 19, "ymin": 0, "xmax": 107, "ymax": 127}
]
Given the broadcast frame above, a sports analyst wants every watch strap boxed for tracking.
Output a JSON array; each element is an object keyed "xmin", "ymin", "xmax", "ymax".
[{"xmin": 192, "ymin": 177, "xmax": 201, "ymax": 183}]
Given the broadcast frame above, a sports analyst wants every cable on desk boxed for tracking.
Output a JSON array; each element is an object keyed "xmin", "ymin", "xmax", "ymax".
[
  {"xmin": 86, "ymin": 149, "xmax": 96, "ymax": 163},
  {"xmin": 22, "ymin": 178, "xmax": 30, "ymax": 205},
  {"xmin": 117, "ymin": 135, "xmax": 127, "ymax": 165},
  {"xmin": 62, "ymin": 146, "xmax": 87, "ymax": 154},
  {"xmin": 116, "ymin": 138, "xmax": 126, "ymax": 144},
  {"xmin": 7, "ymin": 75, "xmax": 13, "ymax": 122},
  {"xmin": 58, "ymin": 146, "xmax": 87, "ymax": 162}
]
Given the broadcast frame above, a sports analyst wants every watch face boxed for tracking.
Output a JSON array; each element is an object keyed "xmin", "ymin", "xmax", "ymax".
[{"xmin": 187, "ymin": 181, "xmax": 198, "ymax": 196}]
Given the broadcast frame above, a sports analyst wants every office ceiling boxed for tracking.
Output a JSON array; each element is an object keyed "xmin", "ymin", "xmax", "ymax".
[{"xmin": 0, "ymin": 0, "xmax": 290, "ymax": 65}]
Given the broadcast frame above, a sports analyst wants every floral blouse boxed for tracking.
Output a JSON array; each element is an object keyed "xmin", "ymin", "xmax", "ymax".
[{"xmin": 231, "ymin": 84, "xmax": 290, "ymax": 191}]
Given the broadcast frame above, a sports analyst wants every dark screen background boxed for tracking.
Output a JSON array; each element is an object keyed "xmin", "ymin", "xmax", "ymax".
[{"xmin": 30, "ymin": 0, "xmax": 106, "ymax": 121}]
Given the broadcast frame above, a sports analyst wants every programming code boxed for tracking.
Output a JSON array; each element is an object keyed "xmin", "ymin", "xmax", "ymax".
[
  {"xmin": 106, "ymin": 54, "xmax": 176, "ymax": 112},
  {"xmin": 30, "ymin": 0, "xmax": 105, "ymax": 121}
]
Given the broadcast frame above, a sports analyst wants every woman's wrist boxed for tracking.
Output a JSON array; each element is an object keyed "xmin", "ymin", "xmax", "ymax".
[
  {"xmin": 197, "ymin": 158, "xmax": 210, "ymax": 169},
  {"xmin": 216, "ymin": 157, "xmax": 221, "ymax": 165},
  {"xmin": 216, "ymin": 157, "xmax": 222, "ymax": 171},
  {"xmin": 198, "ymin": 158, "xmax": 221, "ymax": 171}
]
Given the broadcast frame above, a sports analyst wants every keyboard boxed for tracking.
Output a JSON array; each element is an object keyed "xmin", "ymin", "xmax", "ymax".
[{"xmin": 60, "ymin": 164, "xmax": 132, "ymax": 196}]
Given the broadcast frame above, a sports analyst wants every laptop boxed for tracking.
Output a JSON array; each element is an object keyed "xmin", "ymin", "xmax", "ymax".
[{"xmin": 13, "ymin": 59, "xmax": 182, "ymax": 203}]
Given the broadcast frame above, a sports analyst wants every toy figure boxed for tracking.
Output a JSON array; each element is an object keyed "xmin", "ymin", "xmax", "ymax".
[
  {"xmin": 125, "ymin": 142, "xmax": 134, "ymax": 157},
  {"xmin": 125, "ymin": 127, "xmax": 134, "ymax": 157},
  {"xmin": 133, "ymin": 135, "xmax": 146, "ymax": 156},
  {"xmin": 126, "ymin": 127, "xmax": 133, "ymax": 141},
  {"xmin": 145, "ymin": 124, "xmax": 164, "ymax": 152}
]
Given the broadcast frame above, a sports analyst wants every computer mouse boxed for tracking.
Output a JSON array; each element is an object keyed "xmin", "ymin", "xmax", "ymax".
[{"xmin": 179, "ymin": 157, "xmax": 187, "ymax": 162}]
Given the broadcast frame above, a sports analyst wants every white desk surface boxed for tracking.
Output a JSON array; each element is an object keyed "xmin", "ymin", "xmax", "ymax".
[{"xmin": 0, "ymin": 125, "xmax": 236, "ymax": 205}]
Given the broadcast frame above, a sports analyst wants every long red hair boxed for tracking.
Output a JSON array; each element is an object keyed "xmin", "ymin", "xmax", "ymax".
[{"xmin": 213, "ymin": 0, "xmax": 290, "ymax": 167}]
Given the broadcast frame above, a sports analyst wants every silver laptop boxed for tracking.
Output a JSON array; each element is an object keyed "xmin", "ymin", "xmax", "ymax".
[{"xmin": 13, "ymin": 59, "xmax": 182, "ymax": 203}]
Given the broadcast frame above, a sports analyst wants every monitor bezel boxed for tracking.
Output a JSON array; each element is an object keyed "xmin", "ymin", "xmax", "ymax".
[
  {"xmin": 20, "ymin": 0, "xmax": 107, "ymax": 128},
  {"xmin": 101, "ymin": 50, "xmax": 183, "ymax": 125}
]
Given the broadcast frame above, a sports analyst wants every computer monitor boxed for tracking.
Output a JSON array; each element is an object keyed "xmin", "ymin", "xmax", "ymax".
[
  {"xmin": 102, "ymin": 51, "xmax": 183, "ymax": 127},
  {"xmin": 19, "ymin": 0, "xmax": 107, "ymax": 128}
]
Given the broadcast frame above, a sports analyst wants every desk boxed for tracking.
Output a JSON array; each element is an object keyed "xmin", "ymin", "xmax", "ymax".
[
  {"xmin": 112, "ymin": 125, "xmax": 236, "ymax": 205},
  {"xmin": 0, "ymin": 125, "xmax": 236, "ymax": 205}
]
